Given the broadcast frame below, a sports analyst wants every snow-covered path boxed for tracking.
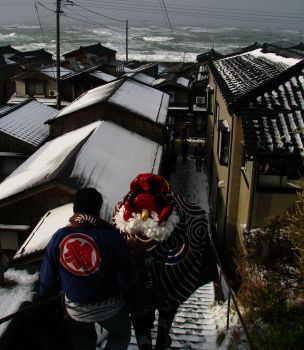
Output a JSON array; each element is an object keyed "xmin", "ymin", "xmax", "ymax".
[{"xmin": 124, "ymin": 157, "xmax": 218, "ymax": 349}]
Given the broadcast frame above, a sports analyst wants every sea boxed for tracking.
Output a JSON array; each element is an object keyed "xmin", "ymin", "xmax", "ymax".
[{"xmin": 0, "ymin": 24, "xmax": 303, "ymax": 62}]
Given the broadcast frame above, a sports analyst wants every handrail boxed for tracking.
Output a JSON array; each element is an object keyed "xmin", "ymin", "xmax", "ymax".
[
  {"xmin": 207, "ymin": 214, "xmax": 256, "ymax": 350},
  {"xmin": 0, "ymin": 294, "xmax": 61, "ymax": 325}
]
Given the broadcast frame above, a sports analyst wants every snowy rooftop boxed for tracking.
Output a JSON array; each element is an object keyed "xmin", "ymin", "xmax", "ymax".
[
  {"xmin": 126, "ymin": 72, "xmax": 156, "ymax": 85},
  {"xmin": 39, "ymin": 65, "xmax": 73, "ymax": 79},
  {"xmin": 90, "ymin": 70, "xmax": 116, "ymax": 82},
  {"xmin": 49, "ymin": 78, "xmax": 169, "ymax": 125},
  {"xmin": 14, "ymin": 203, "xmax": 73, "ymax": 259},
  {"xmin": 209, "ymin": 47, "xmax": 303, "ymax": 105},
  {"xmin": 0, "ymin": 100, "xmax": 57, "ymax": 147},
  {"xmin": 0, "ymin": 121, "xmax": 162, "ymax": 221},
  {"xmin": 69, "ymin": 121, "xmax": 162, "ymax": 220},
  {"xmin": 176, "ymin": 77, "xmax": 190, "ymax": 88},
  {"xmin": 0, "ymin": 122, "xmax": 99, "ymax": 202}
]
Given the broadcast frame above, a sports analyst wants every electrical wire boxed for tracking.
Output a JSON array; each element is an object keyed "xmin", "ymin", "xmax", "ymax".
[
  {"xmin": 158, "ymin": 0, "xmax": 182, "ymax": 61},
  {"xmin": 34, "ymin": 1, "xmax": 48, "ymax": 50}
]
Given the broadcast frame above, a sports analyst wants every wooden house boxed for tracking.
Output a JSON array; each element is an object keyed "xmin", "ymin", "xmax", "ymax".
[
  {"xmin": 46, "ymin": 77, "xmax": 170, "ymax": 144},
  {"xmin": 206, "ymin": 44, "xmax": 304, "ymax": 261}
]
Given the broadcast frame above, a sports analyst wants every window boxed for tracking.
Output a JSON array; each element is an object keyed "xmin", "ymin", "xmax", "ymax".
[
  {"xmin": 26, "ymin": 80, "xmax": 45, "ymax": 96},
  {"xmin": 218, "ymin": 120, "xmax": 230, "ymax": 166},
  {"xmin": 206, "ymin": 85, "xmax": 214, "ymax": 114}
]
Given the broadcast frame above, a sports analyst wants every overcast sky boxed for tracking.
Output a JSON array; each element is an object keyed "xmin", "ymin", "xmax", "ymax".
[{"xmin": 0, "ymin": 0, "xmax": 303, "ymax": 30}]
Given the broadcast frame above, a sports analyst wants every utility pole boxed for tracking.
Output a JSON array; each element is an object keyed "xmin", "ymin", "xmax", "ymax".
[
  {"xmin": 126, "ymin": 19, "xmax": 128, "ymax": 64},
  {"xmin": 56, "ymin": 0, "xmax": 61, "ymax": 110}
]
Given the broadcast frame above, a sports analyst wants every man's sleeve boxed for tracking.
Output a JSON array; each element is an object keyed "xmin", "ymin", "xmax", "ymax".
[{"xmin": 39, "ymin": 232, "xmax": 61, "ymax": 299}]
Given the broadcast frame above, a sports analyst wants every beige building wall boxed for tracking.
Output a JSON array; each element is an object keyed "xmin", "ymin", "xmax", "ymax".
[
  {"xmin": 251, "ymin": 191, "xmax": 297, "ymax": 227},
  {"xmin": 16, "ymin": 81, "xmax": 25, "ymax": 96}
]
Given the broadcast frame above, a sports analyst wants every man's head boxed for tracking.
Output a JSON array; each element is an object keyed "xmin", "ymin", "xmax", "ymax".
[{"xmin": 73, "ymin": 188, "xmax": 103, "ymax": 217}]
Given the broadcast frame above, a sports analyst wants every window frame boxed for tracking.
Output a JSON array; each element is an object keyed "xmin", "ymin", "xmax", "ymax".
[{"xmin": 217, "ymin": 119, "xmax": 230, "ymax": 166}]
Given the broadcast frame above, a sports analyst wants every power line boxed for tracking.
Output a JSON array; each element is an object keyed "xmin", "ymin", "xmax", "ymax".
[
  {"xmin": 73, "ymin": 0, "xmax": 304, "ymax": 19},
  {"xmin": 62, "ymin": 0, "xmax": 125, "ymax": 22},
  {"xmin": 66, "ymin": 0, "xmax": 304, "ymax": 25},
  {"xmin": 158, "ymin": 0, "xmax": 182, "ymax": 61},
  {"xmin": 34, "ymin": 2, "xmax": 48, "ymax": 50},
  {"xmin": 63, "ymin": 9, "xmax": 125, "ymax": 34}
]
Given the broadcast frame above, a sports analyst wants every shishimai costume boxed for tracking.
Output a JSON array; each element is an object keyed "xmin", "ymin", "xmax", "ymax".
[{"xmin": 113, "ymin": 173, "xmax": 218, "ymax": 350}]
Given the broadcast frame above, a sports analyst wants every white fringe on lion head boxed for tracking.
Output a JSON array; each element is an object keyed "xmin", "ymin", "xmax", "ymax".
[{"xmin": 114, "ymin": 206, "xmax": 180, "ymax": 241}]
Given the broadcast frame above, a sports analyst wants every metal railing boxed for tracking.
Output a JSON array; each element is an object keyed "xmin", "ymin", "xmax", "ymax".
[{"xmin": 207, "ymin": 216, "xmax": 256, "ymax": 350}]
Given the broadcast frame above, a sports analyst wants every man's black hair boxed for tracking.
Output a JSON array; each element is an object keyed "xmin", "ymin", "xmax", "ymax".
[{"xmin": 73, "ymin": 188, "xmax": 103, "ymax": 216}]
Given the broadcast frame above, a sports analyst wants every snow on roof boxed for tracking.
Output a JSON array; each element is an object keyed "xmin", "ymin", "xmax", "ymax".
[
  {"xmin": 70, "ymin": 121, "xmax": 162, "ymax": 221},
  {"xmin": 3, "ymin": 53, "xmax": 16, "ymax": 65},
  {"xmin": 0, "ymin": 122, "xmax": 100, "ymax": 202},
  {"xmin": 127, "ymin": 72, "xmax": 156, "ymax": 85},
  {"xmin": 50, "ymin": 78, "xmax": 169, "ymax": 125},
  {"xmin": 7, "ymin": 95, "xmax": 70, "ymax": 107},
  {"xmin": 108, "ymin": 79, "xmax": 169, "ymax": 124},
  {"xmin": 151, "ymin": 77, "xmax": 166, "ymax": 86},
  {"xmin": 50, "ymin": 79, "xmax": 122, "ymax": 120},
  {"xmin": 176, "ymin": 77, "xmax": 190, "ymax": 87},
  {"xmin": 13, "ymin": 121, "xmax": 162, "ymax": 258},
  {"xmin": 39, "ymin": 65, "xmax": 73, "ymax": 79},
  {"xmin": 90, "ymin": 70, "xmax": 116, "ymax": 82},
  {"xmin": 246, "ymin": 48, "xmax": 301, "ymax": 66},
  {"xmin": 14, "ymin": 203, "xmax": 73, "ymax": 259},
  {"xmin": 0, "ymin": 100, "xmax": 57, "ymax": 147}
]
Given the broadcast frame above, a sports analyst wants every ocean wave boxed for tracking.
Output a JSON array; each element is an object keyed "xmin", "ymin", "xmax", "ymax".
[
  {"xmin": 0, "ymin": 32, "xmax": 17, "ymax": 39},
  {"xmin": 143, "ymin": 36, "xmax": 174, "ymax": 42}
]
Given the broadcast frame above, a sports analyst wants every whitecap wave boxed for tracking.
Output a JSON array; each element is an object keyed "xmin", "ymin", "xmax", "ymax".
[
  {"xmin": 143, "ymin": 36, "xmax": 174, "ymax": 42},
  {"xmin": 0, "ymin": 32, "xmax": 17, "ymax": 39}
]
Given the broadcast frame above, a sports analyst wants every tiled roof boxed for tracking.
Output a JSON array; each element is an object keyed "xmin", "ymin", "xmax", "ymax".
[
  {"xmin": 240, "ymin": 65, "xmax": 304, "ymax": 157},
  {"xmin": 0, "ymin": 99, "xmax": 57, "ymax": 147},
  {"xmin": 209, "ymin": 47, "xmax": 302, "ymax": 107},
  {"xmin": 210, "ymin": 45, "xmax": 304, "ymax": 157}
]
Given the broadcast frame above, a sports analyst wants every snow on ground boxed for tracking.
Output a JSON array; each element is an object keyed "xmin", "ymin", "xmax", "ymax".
[{"xmin": 0, "ymin": 269, "xmax": 38, "ymax": 337}]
